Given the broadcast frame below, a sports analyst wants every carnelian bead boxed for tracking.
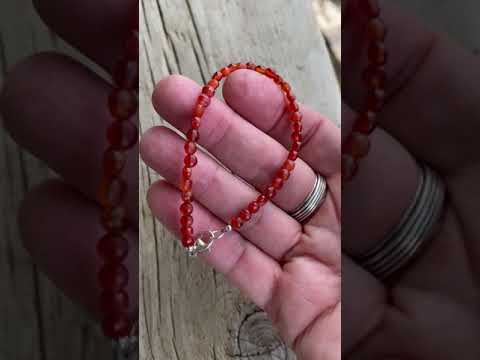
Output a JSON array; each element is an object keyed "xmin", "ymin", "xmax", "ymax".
[
  {"xmin": 108, "ymin": 89, "xmax": 138, "ymax": 120},
  {"xmin": 220, "ymin": 67, "xmax": 231, "ymax": 76},
  {"xmin": 208, "ymin": 79, "xmax": 219, "ymax": 90},
  {"xmin": 198, "ymin": 94, "xmax": 211, "ymax": 107},
  {"xmin": 292, "ymin": 131, "xmax": 302, "ymax": 142},
  {"xmin": 246, "ymin": 62, "xmax": 256, "ymax": 70},
  {"xmin": 363, "ymin": 66, "xmax": 386, "ymax": 88},
  {"xmin": 257, "ymin": 194, "xmax": 268, "ymax": 206},
  {"xmin": 265, "ymin": 68, "xmax": 279, "ymax": 82},
  {"xmin": 286, "ymin": 92, "xmax": 296, "ymax": 103},
  {"xmin": 97, "ymin": 233, "xmax": 129, "ymax": 263},
  {"xmin": 291, "ymin": 140, "xmax": 302, "ymax": 152},
  {"xmin": 366, "ymin": 88, "xmax": 385, "ymax": 111},
  {"xmin": 230, "ymin": 217, "xmax": 243, "ymax": 229},
  {"xmin": 180, "ymin": 215, "xmax": 193, "ymax": 227},
  {"xmin": 368, "ymin": 42, "xmax": 387, "ymax": 65},
  {"xmin": 342, "ymin": 155, "xmax": 358, "ymax": 181},
  {"xmin": 255, "ymin": 65, "xmax": 266, "ymax": 74},
  {"xmin": 292, "ymin": 122, "xmax": 303, "ymax": 133},
  {"xmin": 354, "ymin": 111, "xmax": 377, "ymax": 134},
  {"xmin": 98, "ymin": 177, "xmax": 127, "ymax": 208},
  {"xmin": 360, "ymin": 0, "xmax": 380, "ymax": 17},
  {"xmin": 289, "ymin": 101, "xmax": 300, "ymax": 112},
  {"xmin": 99, "ymin": 263, "xmax": 128, "ymax": 291},
  {"xmin": 102, "ymin": 312, "xmax": 131, "ymax": 338},
  {"xmin": 181, "ymin": 235, "xmax": 194, "ymax": 247},
  {"xmin": 272, "ymin": 177, "xmax": 284, "ymax": 190},
  {"xmin": 290, "ymin": 112, "xmax": 302, "ymax": 123},
  {"xmin": 343, "ymin": 132, "xmax": 371, "ymax": 158},
  {"xmin": 182, "ymin": 191, "xmax": 193, "ymax": 201},
  {"xmin": 103, "ymin": 148, "xmax": 126, "ymax": 177},
  {"xmin": 264, "ymin": 185, "xmax": 277, "ymax": 199},
  {"xmin": 101, "ymin": 206, "xmax": 129, "ymax": 232},
  {"xmin": 248, "ymin": 201, "xmax": 260, "ymax": 214},
  {"xmin": 125, "ymin": 31, "xmax": 139, "ymax": 60},
  {"xmin": 283, "ymin": 159, "xmax": 296, "ymax": 172},
  {"xmin": 107, "ymin": 121, "xmax": 138, "ymax": 150},
  {"xmin": 183, "ymin": 167, "xmax": 192, "ymax": 179},
  {"xmin": 213, "ymin": 71, "xmax": 223, "ymax": 81},
  {"xmin": 192, "ymin": 117, "xmax": 201, "ymax": 129},
  {"xmin": 187, "ymin": 129, "xmax": 200, "ymax": 142},
  {"xmin": 181, "ymin": 178, "xmax": 193, "ymax": 192},
  {"xmin": 184, "ymin": 155, "xmax": 198, "ymax": 167},
  {"xmin": 100, "ymin": 290, "xmax": 129, "ymax": 315},
  {"xmin": 277, "ymin": 168, "xmax": 290, "ymax": 181},
  {"xmin": 239, "ymin": 209, "xmax": 251, "ymax": 221},
  {"xmin": 180, "ymin": 202, "xmax": 193, "ymax": 214},
  {"xmin": 193, "ymin": 104, "xmax": 205, "ymax": 117},
  {"xmin": 202, "ymin": 86, "xmax": 215, "ymax": 97},
  {"xmin": 281, "ymin": 82, "xmax": 291, "ymax": 92},
  {"xmin": 288, "ymin": 150, "xmax": 299, "ymax": 161},
  {"xmin": 184, "ymin": 141, "xmax": 197, "ymax": 154},
  {"xmin": 181, "ymin": 225, "xmax": 194, "ymax": 238},
  {"xmin": 113, "ymin": 59, "xmax": 139, "ymax": 90},
  {"xmin": 367, "ymin": 18, "xmax": 387, "ymax": 41}
]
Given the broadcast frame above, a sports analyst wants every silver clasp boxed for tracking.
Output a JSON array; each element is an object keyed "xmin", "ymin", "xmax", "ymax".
[{"xmin": 187, "ymin": 225, "xmax": 232, "ymax": 257}]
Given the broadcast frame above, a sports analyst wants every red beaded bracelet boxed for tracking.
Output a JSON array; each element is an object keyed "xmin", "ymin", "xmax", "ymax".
[
  {"xmin": 342, "ymin": 0, "xmax": 387, "ymax": 180},
  {"xmin": 180, "ymin": 63, "xmax": 302, "ymax": 255},
  {"xmin": 96, "ymin": 3, "xmax": 139, "ymax": 339}
]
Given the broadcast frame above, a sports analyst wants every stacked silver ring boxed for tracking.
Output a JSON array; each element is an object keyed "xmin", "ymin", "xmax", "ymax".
[
  {"xmin": 356, "ymin": 164, "xmax": 445, "ymax": 280},
  {"xmin": 289, "ymin": 173, "xmax": 328, "ymax": 223}
]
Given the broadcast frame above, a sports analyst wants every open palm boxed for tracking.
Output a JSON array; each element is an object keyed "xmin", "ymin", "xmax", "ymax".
[{"xmin": 140, "ymin": 70, "xmax": 341, "ymax": 359}]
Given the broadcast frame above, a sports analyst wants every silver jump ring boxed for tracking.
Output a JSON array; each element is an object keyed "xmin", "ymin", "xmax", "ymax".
[
  {"xmin": 289, "ymin": 173, "xmax": 328, "ymax": 223},
  {"xmin": 355, "ymin": 164, "xmax": 445, "ymax": 280}
]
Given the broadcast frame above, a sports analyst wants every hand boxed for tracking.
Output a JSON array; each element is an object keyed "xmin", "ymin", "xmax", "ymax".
[
  {"xmin": 140, "ymin": 70, "xmax": 341, "ymax": 359},
  {"xmin": 0, "ymin": 0, "xmax": 138, "ymax": 321},
  {"xmin": 342, "ymin": 1, "xmax": 480, "ymax": 358}
]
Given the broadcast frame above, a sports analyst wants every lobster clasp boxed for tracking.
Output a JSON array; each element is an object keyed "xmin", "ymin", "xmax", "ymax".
[{"xmin": 187, "ymin": 225, "xmax": 232, "ymax": 257}]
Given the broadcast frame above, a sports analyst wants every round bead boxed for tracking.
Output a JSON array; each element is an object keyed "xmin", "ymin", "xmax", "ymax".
[
  {"xmin": 184, "ymin": 155, "xmax": 198, "ymax": 168},
  {"xmin": 291, "ymin": 140, "xmax": 302, "ymax": 152},
  {"xmin": 182, "ymin": 191, "xmax": 193, "ymax": 201},
  {"xmin": 292, "ymin": 122, "xmax": 303, "ymax": 133},
  {"xmin": 246, "ymin": 62, "xmax": 256, "ymax": 70},
  {"xmin": 264, "ymin": 185, "xmax": 277, "ymax": 199},
  {"xmin": 230, "ymin": 217, "xmax": 243, "ymax": 230},
  {"xmin": 368, "ymin": 42, "xmax": 387, "ymax": 65},
  {"xmin": 289, "ymin": 101, "xmax": 300, "ymax": 112},
  {"xmin": 288, "ymin": 150, "xmax": 299, "ymax": 161},
  {"xmin": 342, "ymin": 155, "xmax": 358, "ymax": 181},
  {"xmin": 101, "ymin": 206, "xmax": 129, "ymax": 232},
  {"xmin": 99, "ymin": 263, "xmax": 129, "ymax": 291},
  {"xmin": 256, "ymin": 194, "xmax": 268, "ymax": 206},
  {"xmin": 102, "ymin": 312, "xmax": 131, "ymax": 338},
  {"xmin": 103, "ymin": 148, "xmax": 126, "ymax": 177},
  {"xmin": 107, "ymin": 121, "xmax": 138, "ymax": 150},
  {"xmin": 108, "ymin": 89, "xmax": 138, "ymax": 120},
  {"xmin": 181, "ymin": 178, "xmax": 193, "ymax": 192},
  {"xmin": 202, "ymin": 86, "xmax": 215, "ymax": 97},
  {"xmin": 343, "ymin": 132, "xmax": 371, "ymax": 158},
  {"xmin": 180, "ymin": 202, "xmax": 193, "ymax": 214},
  {"xmin": 180, "ymin": 215, "xmax": 193, "ymax": 227},
  {"xmin": 191, "ymin": 117, "xmax": 201, "ymax": 129},
  {"xmin": 100, "ymin": 290, "xmax": 129, "ymax": 315},
  {"xmin": 290, "ymin": 112, "xmax": 302, "ymax": 123},
  {"xmin": 207, "ymin": 79, "xmax": 219, "ymax": 89},
  {"xmin": 363, "ymin": 66, "xmax": 386, "ymax": 89},
  {"xmin": 281, "ymin": 82, "xmax": 291, "ymax": 92},
  {"xmin": 181, "ymin": 226, "xmax": 194, "ymax": 238},
  {"xmin": 354, "ymin": 111, "xmax": 377, "ymax": 134},
  {"xmin": 98, "ymin": 176, "xmax": 127, "ymax": 208},
  {"xmin": 283, "ymin": 160, "xmax": 296, "ymax": 172},
  {"xmin": 220, "ymin": 67, "xmax": 231, "ymax": 76},
  {"xmin": 183, "ymin": 167, "xmax": 192, "ymax": 179},
  {"xmin": 181, "ymin": 235, "xmax": 195, "ymax": 247},
  {"xmin": 248, "ymin": 201, "xmax": 260, "ymax": 214},
  {"xmin": 193, "ymin": 104, "xmax": 205, "ymax": 117},
  {"xmin": 277, "ymin": 168, "xmax": 290, "ymax": 181},
  {"xmin": 212, "ymin": 71, "xmax": 223, "ymax": 81},
  {"xmin": 198, "ymin": 94, "xmax": 211, "ymax": 107},
  {"xmin": 239, "ymin": 209, "xmax": 251, "ymax": 221},
  {"xmin": 184, "ymin": 141, "xmax": 197, "ymax": 155},
  {"xmin": 187, "ymin": 129, "xmax": 200, "ymax": 142},
  {"xmin": 272, "ymin": 177, "xmax": 284, "ymax": 190},
  {"xmin": 255, "ymin": 65, "xmax": 266, "ymax": 75},
  {"xmin": 367, "ymin": 18, "xmax": 387, "ymax": 40},
  {"xmin": 291, "ymin": 132, "xmax": 302, "ymax": 142},
  {"xmin": 366, "ymin": 88, "xmax": 386, "ymax": 111},
  {"xmin": 97, "ymin": 233, "xmax": 129, "ymax": 263},
  {"xmin": 113, "ymin": 59, "xmax": 139, "ymax": 90}
]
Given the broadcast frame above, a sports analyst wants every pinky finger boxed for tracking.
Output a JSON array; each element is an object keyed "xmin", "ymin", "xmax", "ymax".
[{"xmin": 147, "ymin": 180, "xmax": 281, "ymax": 309}]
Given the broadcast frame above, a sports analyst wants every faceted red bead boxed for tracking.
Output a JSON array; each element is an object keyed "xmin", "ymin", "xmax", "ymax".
[
  {"xmin": 272, "ymin": 177, "xmax": 284, "ymax": 190},
  {"xmin": 113, "ymin": 59, "xmax": 139, "ymax": 90},
  {"xmin": 343, "ymin": 132, "xmax": 371, "ymax": 158},
  {"xmin": 360, "ymin": 0, "xmax": 380, "ymax": 17},
  {"xmin": 246, "ymin": 62, "xmax": 256, "ymax": 70},
  {"xmin": 99, "ymin": 263, "xmax": 129, "ymax": 291},
  {"xmin": 283, "ymin": 159, "xmax": 296, "ymax": 172},
  {"xmin": 366, "ymin": 88, "xmax": 386, "ymax": 111},
  {"xmin": 191, "ymin": 117, "xmax": 201, "ymax": 129},
  {"xmin": 265, "ymin": 68, "xmax": 279, "ymax": 82},
  {"xmin": 97, "ymin": 233, "xmax": 129, "ymax": 263},
  {"xmin": 101, "ymin": 206, "xmax": 129, "ymax": 232},
  {"xmin": 367, "ymin": 18, "xmax": 387, "ymax": 40},
  {"xmin": 363, "ymin": 66, "xmax": 386, "ymax": 89},
  {"xmin": 103, "ymin": 148, "xmax": 126, "ymax": 177},
  {"xmin": 354, "ymin": 111, "xmax": 377, "ymax": 134},
  {"xmin": 180, "ymin": 201, "xmax": 193, "ymax": 214},
  {"xmin": 181, "ymin": 225, "xmax": 194, "ymax": 238},
  {"xmin": 286, "ymin": 92, "xmax": 296, "ymax": 103},
  {"xmin": 125, "ymin": 31, "xmax": 139, "ymax": 60},
  {"xmin": 289, "ymin": 101, "xmax": 300, "ymax": 112},
  {"xmin": 255, "ymin": 65, "xmax": 266, "ymax": 75},
  {"xmin": 213, "ymin": 71, "xmax": 223, "ymax": 81},
  {"xmin": 368, "ymin": 42, "xmax": 387, "ymax": 65},
  {"xmin": 202, "ymin": 86, "xmax": 215, "ymax": 97},
  {"xmin": 290, "ymin": 112, "xmax": 302, "ymax": 123},
  {"xmin": 102, "ymin": 312, "xmax": 131, "ymax": 338},
  {"xmin": 181, "ymin": 191, "xmax": 193, "ymax": 201},
  {"xmin": 291, "ymin": 131, "xmax": 302, "ymax": 142},
  {"xmin": 184, "ymin": 141, "xmax": 197, "ymax": 154},
  {"xmin": 100, "ymin": 290, "xmax": 129, "ymax": 315},
  {"xmin": 207, "ymin": 79, "xmax": 219, "ymax": 90},
  {"xmin": 193, "ymin": 104, "xmax": 205, "ymax": 117},
  {"xmin": 107, "ymin": 121, "xmax": 138, "ymax": 150},
  {"xmin": 220, "ymin": 67, "xmax": 231, "ymax": 76},
  {"xmin": 181, "ymin": 235, "xmax": 195, "ymax": 247},
  {"xmin": 342, "ymin": 154, "xmax": 358, "ymax": 181},
  {"xmin": 184, "ymin": 155, "xmax": 198, "ymax": 167},
  {"xmin": 256, "ymin": 194, "xmax": 268, "ymax": 206},
  {"xmin": 180, "ymin": 215, "xmax": 193, "ymax": 227},
  {"xmin": 183, "ymin": 167, "xmax": 192, "ymax": 179},
  {"xmin": 292, "ymin": 122, "xmax": 303, "ymax": 133},
  {"xmin": 288, "ymin": 150, "xmax": 299, "ymax": 161},
  {"xmin": 198, "ymin": 94, "xmax": 211, "ymax": 107},
  {"xmin": 281, "ymin": 82, "xmax": 291, "ymax": 92},
  {"xmin": 181, "ymin": 178, "xmax": 193, "ymax": 192},
  {"xmin": 291, "ymin": 140, "xmax": 302, "ymax": 152},
  {"xmin": 98, "ymin": 176, "xmax": 127, "ymax": 208},
  {"xmin": 187, "ymin": 129, "xmax": 200, "ymax": 142},
  {"xmin": 248, "ymin": 201, "xmax": 260, "ymax": 214},
  {"xmin": 264, "ymin": 185, "xmax": 277, "ymax": 199},
  {"xmin": 230, "ymin": 217, "xmax": 243, "ymax": 230},
  {"xmin": 237, "ymin": 209, "xmax": 249, "ymax": 221},
  {"xmin": 277, "ymin": 168, "xmax": 290, "ymax": 181},
  {"xmin": 108, "ymin": 89, "xmax": 138, "ymax": 120}
]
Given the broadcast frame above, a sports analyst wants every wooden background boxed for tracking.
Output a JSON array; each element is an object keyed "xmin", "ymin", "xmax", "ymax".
[{"xmin": 139, "ymin": 1, "xmax": 340, "ymax": 359}]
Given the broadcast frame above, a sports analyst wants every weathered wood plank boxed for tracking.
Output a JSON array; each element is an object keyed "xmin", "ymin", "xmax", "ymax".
[{"xmin": 139, "ymin": 1, "xmax": 340, "ymax": 359}]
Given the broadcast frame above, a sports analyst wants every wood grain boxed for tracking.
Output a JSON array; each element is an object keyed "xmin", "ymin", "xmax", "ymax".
[{"xmin": 139, "ymin": 1, "xmax": 340, "ymax": 359}]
